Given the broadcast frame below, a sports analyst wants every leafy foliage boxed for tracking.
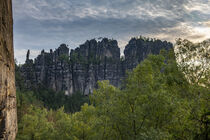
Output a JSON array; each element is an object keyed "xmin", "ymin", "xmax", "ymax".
[
  {"xmin": 175, "ymin": 38, "xmax": 210, "ymax": 87},
  {"xmin": 16, "ymin": 48, "xmax": 210, "ymax": 139}
]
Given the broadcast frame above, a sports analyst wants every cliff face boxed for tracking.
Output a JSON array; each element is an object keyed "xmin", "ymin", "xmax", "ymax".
[
  {"xmin": 20, "ymin": 38, "xmax": 173, "ymax": 95},
  {"xmin": 70, "ymin": 38, "xmax": 121, "ymax": 95},
  {"xmin": 124, "ymin": 38, "xmax": 173, "ymax": 70},
  {"xmin": 0, "ymin": 0, "xmax": 17, "ymax": 139}
]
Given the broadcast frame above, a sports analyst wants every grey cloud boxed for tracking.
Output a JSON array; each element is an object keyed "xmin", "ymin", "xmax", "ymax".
[
  {"xmin": 13, "ymin": 0, "xmax": 189, "ymax": 21},
  {"xmin": 13, "ymin": 0, "xmax": 210, "ymax": 63}
]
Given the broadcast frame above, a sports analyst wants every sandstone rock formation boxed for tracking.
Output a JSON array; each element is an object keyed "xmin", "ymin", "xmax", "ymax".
[
  {"xmin": 20, "ymin": 37, "xmax": 173, "ymax": 95},
  {"xmin": 124, "ymin": 37, "xmax": 173, "ymax": 70},
  {"xmin": 0, "ymin": 0, "xmax": 17, "ymax": 139}
]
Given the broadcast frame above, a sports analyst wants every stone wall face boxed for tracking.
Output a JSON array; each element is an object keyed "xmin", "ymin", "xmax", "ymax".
[
  {"xmin": 124, "ymin": 38, "xmax": 173, "ymax": 70},
  {"xmin": 0, "ymin": 0, "xmax": 17, "ymax": 139},
  {"xmin": 20, "ymin": 38, "xmax": 173, "ymax": 95}
]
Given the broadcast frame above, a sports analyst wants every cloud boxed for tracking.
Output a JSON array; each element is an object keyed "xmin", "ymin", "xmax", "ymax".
[
  {"xmin": 13, "ymin": 0, "xmax": 189, "ymax": 21},
  {"xmin": 13, "ymin": 0, "xmax": 210, "ymax": 63},
  {"xmin": 202, "ymin": 21, "xmax": 210, "ymax": 27},
  {"xmin": 14, "ymin": 49, "xmax": 41, "ymax": 64}
]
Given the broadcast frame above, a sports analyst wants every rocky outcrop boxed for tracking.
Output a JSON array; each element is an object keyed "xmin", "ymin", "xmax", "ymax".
[
  {"xmin": 70, "ymin": 38, "xmax": 121, "ymax": 95},
  {"xmin": 0, "ymin": 0, "xmax": 17, "ymax": 139},
  {"xmin": 20, "ymin": 37, "xmax": 173, "ymax": 95},
  {"xmin": 124, "ymin": 37, "xmax": 173, "ymax": 70}
]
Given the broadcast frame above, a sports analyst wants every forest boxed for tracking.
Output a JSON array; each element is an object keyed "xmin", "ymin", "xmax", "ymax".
[{"xmin": 15, "ymin": 39, "xmax": 209, "ymax": 140}]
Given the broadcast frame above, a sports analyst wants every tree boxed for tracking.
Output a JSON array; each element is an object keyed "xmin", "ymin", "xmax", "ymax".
[
  {"xmin": 71, "ymin": 103, "xmax": 97, "ymax": 140},
  {"xmin": 16, "ymin": 105, "xmax": 55, "ymax": 140},
  {"xmin": 175, "ymin": 39, "xmax": 210, "ymax": 139},
  {"xmin": 91, "ymin": 81, "xmax": 122, "ymax": 139},
  {"xmin": 90, "ymin": 54, "xmax": 192, "ymax": 139},
  {"xmin": 16, "ymin": 46, "xmax": 209, "ymax": 139},
  {"xmin": 175, "ymin": 38, "xmax": 210, "ymax": 87},
  {"xmin": 90, "ymin": 52, "xmax": 209, "ymax": 139}
]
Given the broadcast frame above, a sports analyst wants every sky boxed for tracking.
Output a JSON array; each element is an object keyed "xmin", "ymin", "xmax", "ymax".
[{"xmin": 13, "ymin": 0, "xmax": 210, "ymax": 63}]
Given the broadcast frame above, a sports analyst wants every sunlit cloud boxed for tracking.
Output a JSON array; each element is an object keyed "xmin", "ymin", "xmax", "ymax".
[
  {"xmin": 193, "ymin": 26, "xmax": 210, "ymax": 41},
  {"xmin": 201, "ymin": 21, "xmax": 210, "ymax": 27}
]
